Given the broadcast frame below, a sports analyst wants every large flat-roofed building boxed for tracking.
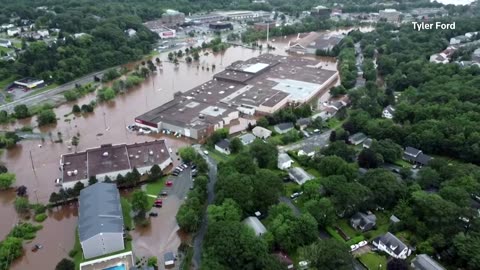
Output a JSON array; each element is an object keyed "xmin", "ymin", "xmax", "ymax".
[
  {"xmin": 60, "ymin": 140, "xmax": 173, "ymax": 189},
  {"xmin": 287, "ymin": 32, "xmax": 345, "ymax": 55},
  {"xmin": 135, "ymin": 54, "xmax": 338, "ymax": 140},
  {"xmin": 214, "ymin": 10, "xmax": 271, "ymax": 21},
  {"xmin": 187, "ymin": 13, "xmax": 226, "ymax": 24},
  {"xmin": 311, "ymin": 5, "xmax": 331, "ymax": 19},
  {"xmin": 143, "ymin": 20, "xmax": 176, "ymax": 39}
]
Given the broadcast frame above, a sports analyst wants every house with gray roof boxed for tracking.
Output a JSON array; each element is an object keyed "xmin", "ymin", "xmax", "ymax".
[
  {"xmin": 215, "ymin": 139, "xmax": 231, "ymax": 155},
  {"xmin": 79, "ymin": 183, "xmax": 124, "ymax": 259},
  {"xmin": 252, "ymin": 126, "xmax": 272, "ymax": 139},
  {"xmin": 243, "ymin": 216, "xmax": 267, "ymax": 236},
  {"xmin": 274, "ymin": 122, "xmax": 294, "ymax": 134},
  {"xmin": 239, "ymin": 133, "xmax": 256, "ymax": 145},
  {"xmin": 278, "ymin": 152, "xmax": 293, "ymax": 170},
  {"xmin": 411, "ymin": 254, "xmax": 446, "ymax": 270},
  {"xmin": 373, "ymin": 232, "xmax": 411, "ymax": 259},
  {"xmin": 288, "ymin": 167, "xmax": 314, "ymax": 185},
  {"xmin": 403, "ymin": 147, "xmax": 432, "ymax": 166},
  {"xmin": 348, "ymin": 132, "xmax": 367, "ymax": 145},
  {"xmin": 350, "ymin": 212, "xmax": 377, "ymax": 232}
]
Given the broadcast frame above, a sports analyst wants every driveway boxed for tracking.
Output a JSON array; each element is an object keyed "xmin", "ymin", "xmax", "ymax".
[
  {"xmin": 352, "ymin": 245, "xmax": 372, "ymax": 257},
  {"xmin": 132, "ymin": 167, "xmax": 194, "ymax": 270},
  {"xmin": 278, "ymin": 130, "xmax": 332, "ymax": 153},
  {"xmin": 191, "ymin": 145, "xmax": 218, "ymax": 269}
]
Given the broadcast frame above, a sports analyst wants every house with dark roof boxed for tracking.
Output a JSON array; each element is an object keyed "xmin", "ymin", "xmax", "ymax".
[
  {"xmin": 372, "ymin": 232, "xmax": 411, "ymax": 259},
  {"xmin": 411, "ymin": 254, "xmax": 446, "ymax": 270},
  {"xmin": 215, "ymin": 139, "xmax": 231, "ymax": 155},
  {"xmin": 403, "ymin": 147, "xmax": 432, "ymax": 166},
  {"xmin": 348, "ymin": 132, "xmax": 367, "ymax": 145},
  {"xmin": 382, "ymin": 105, "xmax": 395, "ymax": 119},
  {"xmin": 350, "ymin": 212, "xmax": 377, "ymax": 232},
  {"xmin": 79, "ymin": 183, "xmax": 124, "ymax": 259},
  {"xmin": 296, "ymin": 118, "xmax": 311, "ymax": 130},
  {"xmin": 363, "ymin": 138, "xmax": 373, "ymax": 149},
  {"xmin": 274, "ymin": 122, "xmax": 294, "ymax": 134}
]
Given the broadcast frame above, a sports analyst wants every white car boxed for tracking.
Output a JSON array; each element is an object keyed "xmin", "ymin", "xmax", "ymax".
[
  {"xmin": 298, "ymin": 261, "xmax": 309, "ymax": 270},
  {"xmin": 203, "ymin": 150, "xmax": 209, "ymax": 155},
  {"xmin": 358, "ymin": 240, "xmax": 368, "ymax": 247},
  {"xmin": 350, "ymin": 244, "xmax": 359, "ymax": 252}
]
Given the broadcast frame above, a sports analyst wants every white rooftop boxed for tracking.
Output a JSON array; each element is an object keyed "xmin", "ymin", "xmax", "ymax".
[
  {"xmin": 272, "ymin": 79, "xmax": 321, "ymax": 101},
  {"xmin": 243, "ymin": 63, "xmax": 269, "ymax": 73}
]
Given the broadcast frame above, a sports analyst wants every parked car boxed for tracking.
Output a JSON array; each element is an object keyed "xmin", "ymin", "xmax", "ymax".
[
  {"xmin": 160, "ymin": 191, "xmax": 168, "ymax": 196},
  {"xmin": 166, "ymin": 181, "xmax": 173, "ymax": 187},
  {"xmin": 350, "ymin": 244, "xmax": 359, "ymax": 252},
  {"xmin": 181, "ymin": 164, "xmax": 188, "ymax": 169},
  {"xmin": 54, "ymin": 178, "xmax": 62, "ymax": 186},
  {"xmin": 172, "ymin": 171, "xmax": 179, "ymax": 176},
  {"xmin": 191, "ymin": 164, "xmax": 197, "ymax": 170},
  {"xmin": 290, "ymin": 192, "xmax": 303, "ymax": 200},
  {"xmin": 175, "ymin": 166, "xmax": 183, "ymax": 172},
  {"xmin": 203, "ymin": 150, "xmax": 209, "ymax": 155},
  {"xmin": 153, "ymin": 199, "xmax": 163, "ymax": 208},
  {"xmin": 149, "ymin": 212, "xmax": 158, "ymax": 217},
  {"xmin": 358, "ymin": 240, "xmax": 368, "ymax": 247}
]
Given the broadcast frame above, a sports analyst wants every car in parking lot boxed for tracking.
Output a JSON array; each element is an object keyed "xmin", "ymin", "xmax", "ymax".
[
  {"xmin": 159, "ymin": 191, "xmax": 168, "ymax": 196},
  {"xmin": 350, "ymin": 244, "xmax": 359, "ymax": 252},
  {"xmin": 181, "ymin": 164, "xmax": 188, "ymax": 169},
  {"xmin": 149, "ymin": 212, "xmax": 158, "ymax": 217},
  {"xmin": 153, "ymin": 199, "xmax": 163, "ymax": 207},
  {"xmin": 203, "ymin": 150, "xmax": 209, "ymax": 155},
  {"xmin": 290, "ymin": 192, "xmax": 303, "ymax": 199},
  {"xmin": 191, "ymin": 164, "xmax": 197, "ymax": 170},
  {"xmin": 166, "ymin": 181, "xmax": 173, "ymax": 187}
]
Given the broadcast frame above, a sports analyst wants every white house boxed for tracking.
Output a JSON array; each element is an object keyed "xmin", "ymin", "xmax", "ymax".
[
  {"xmin": 278, "ymin": 153, "xmax": 293, "ymax": 170},
  {"xmin": 243, "ymin": 216, "xmax": 267, "ymax": 236},
  {"xmin": 382, "ymin": 105, "xmax": 395, "ymax": 119},
  {"xmin": 215, "ymin": 139, "xmax": 231, "ymax": 155},
  {"xmin": 429, "ymin": 53, "xmax": 449, "ymax": 64},
  {"xmin": 288, "ymin": 167, "xmax": 314, "ymax": 185},
  {"xmin": 37, "ymin": 29, "xmax": 49, "ymax": 38},
  {"xmin": 252, "ymin": 126, "xmax": 272, "ymax": 139},
  {"xmin": 79, "ymin": 183, "xmax": 124, "ymax": 259},
  {"xmin": 372, "ymin": 232, "xmax": 411, "ymax": 259},
  {"xmin": 7, "ymin": 28, "xmax": 20, "ymax": 37},
  {"xmin": 450, "ymin": 35, "xmax": 468, "ymax": 45},
  {"xmin": 0, "ymin": 39, "xmax": 12, "ymax": 48},
  {"xmin": 126, "ymin": 28, "xmax": 137, "ymax": 37}
]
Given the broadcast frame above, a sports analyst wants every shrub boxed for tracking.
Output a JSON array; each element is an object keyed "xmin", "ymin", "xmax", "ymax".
[
  {"xmin": 35, "ymin": 213, "xmax": 47, "ymax": 222},
  {"xmin": 68, "ymin": 249, "xmax": 78, "ymax": 258}
]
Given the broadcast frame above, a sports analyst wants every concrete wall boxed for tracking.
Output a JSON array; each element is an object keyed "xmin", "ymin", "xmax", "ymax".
[{"xmin": 81, "ymin": 232, "xmax": 124, "ymax": 259}]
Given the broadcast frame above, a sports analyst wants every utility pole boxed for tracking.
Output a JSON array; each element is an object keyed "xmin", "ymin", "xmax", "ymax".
[
  {"xmin": 266, "ymin": 21, "xmax": 270, "ymax": 48},
  {"xmin": 29, "ymin": 150, "xmax": 36, "ymax": 175}
]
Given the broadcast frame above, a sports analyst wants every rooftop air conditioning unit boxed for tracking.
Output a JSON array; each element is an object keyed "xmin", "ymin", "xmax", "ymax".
[
  {"xmin": 149, "ymin": 150, "xmax": 154, "ymax": 155},
  {"xmin": 103, "ymin": 152, "xmax": 109, "ymax": 157}
]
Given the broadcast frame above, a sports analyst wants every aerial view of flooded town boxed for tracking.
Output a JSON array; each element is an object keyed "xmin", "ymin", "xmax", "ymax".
[{"xmin": 0, "ymin": 0, "xmax": 479, "ymax": 270}]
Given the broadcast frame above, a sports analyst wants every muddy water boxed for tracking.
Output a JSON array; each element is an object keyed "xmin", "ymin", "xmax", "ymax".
[{"xmin": 0, "ymin": 30, "xmax": 346, "ymax": 268}]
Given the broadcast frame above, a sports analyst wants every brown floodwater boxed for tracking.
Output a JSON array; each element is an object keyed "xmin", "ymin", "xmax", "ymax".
[{"xmin": 0, "ymin": 26, "xmax": 369, "ymax": 268}]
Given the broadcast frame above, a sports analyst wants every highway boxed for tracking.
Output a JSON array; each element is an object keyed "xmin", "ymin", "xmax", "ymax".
[{"xmin": 0, "ymin": 70, "xmax": 106, "ymax": 113}]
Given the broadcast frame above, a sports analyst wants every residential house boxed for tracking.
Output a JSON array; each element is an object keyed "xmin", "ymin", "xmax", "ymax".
[
  {"xmin": 288, "ymin": 167, "xmax": 314, "ymax": 185},
  {"xmin": 252, "ymin": 126, "xmax": 272, "ymax": 139},
  {"xmin": 450, "ymin": 35, "xmax": 469, "ymax": 45},
  {"xmin": 297, "ymin": 144, "xmax": 317, "ymax": 157},
  {"xmin": 429, "ymin": 53, "xmax": 449, "ymax": 64},
  {"xmin": 472, "ymin": 48, "xmax": 480, "ymax": 63},
  {"xmin": 348, "ymin": 132, "xmax": 367, "ymax": 145},
  {"xmin": 0, "ymin": 39, "xmax": 12, "ymax": 48},
  {"xmin": 7, "ymin": 27, "xmax": 19, "ymax": 37},
  {"xmin": 79, "ymin": 183, "xmax": 124, "ymax": 259},
  {"xmin": 363, "ymin": 138, "xmax": 373, "ymax": 149},
  {"xmin": 296, "ymin": 118, "xmax": 311, "ymax": 130},
  {"xmin": 237, "ymin": 133, "xmax": 255, "ymax": 145},
  {"xmin": 372, "ymin": 232, "xmax": 411, "ymax": 259},
  {"xmin": 411, "ymin": 254, "xmax": 446, "ymax": 270},
  {"xmin": 350, "ymin": 212, "xmax": 377, "ymax": 232},
  {"xmin": 403, "ymin": 147, "xmax": 432, "ymax": 166},
  {"xmin": 215, "ymin": 139, "xmax": 231, "ymax": 155},
  {"xmin": 239, "ymin": 133, "xmax": 256, "ymax": 145},
  {"xmin": 274, "ymin": 122, "xmax": 294, "ymax": 134},
  {"xmin": 390, "ymin": 215, "xmax": 401, "ymax": 224},
  {"xmin": 1, "ymin": 23, "xmax": 14, "ymax": 30},
  {"xmin": 126, "ymin": 28, "xmax": 137, "ymax": 37},
  {"xmin": 37, "ymin": 29, "xmax": 49, "ymax": 38},
  {"xmin": 382, "ymin": 105, "xmax": 395, "ymax": 119},
  {"xmin": 278, "ymin": 153, "xmax": 293, "ymax": 170},
  {"xmin": 243, "ymin": 216, "xmax": 267, "ymax": 236}
]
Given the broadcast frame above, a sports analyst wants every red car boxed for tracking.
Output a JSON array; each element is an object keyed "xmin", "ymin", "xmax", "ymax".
[
  {"xmin": 166, "ymin": 181, "xmax": 173, "ymax": 187},
  {"xmin": 153, "ymin": 199, "xmax": 163, "ymax": 207}
]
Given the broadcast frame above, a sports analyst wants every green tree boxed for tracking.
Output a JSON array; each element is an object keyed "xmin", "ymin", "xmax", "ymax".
[
  {"xmin": 13, "ymin": 104, "xmax": 30, "ymax": 119},
  {"xmin": 256, "ymin": 117, "xmax": 269, "ymax": 128},
  {"xmin": 229, "ymin": 137, "xmax": 243, "ymax": 154},
  {"xmin": 131, "ymin": 190, "xmax": 149, "ymax": 221},
  {"xmin": 72, "ymin": 104, "xmax": 81, "ymax": 113},
  {"xmin": 299, "ymin": 239, "xmax": 353, "ymax": 270},
  {"xmin": 304, "ymin": 198, "xmax": 337, "ymax": 227},
  {"xmin": 249, "ymin": 140, "xmax": 278, "ymax": 169},
  {"xmin": 360, "ymin": 169, "xmax": 405, "ymax": 208},
  {"xmin": 321, "ymin": 141, "xmax": 356, "ymax": 162},
  {"xmin": 55, "ymin": 258, "xmax": 75, "ymax": 270},
  {"xmin": 37, "ymin": 109, "xmax": 57, "ymax": 126},
  {"xmin": 370, "ymin": 139, "xmax": 402, "ymax": 163},
  {"xmin": 316, "ymin": 156, "xmax": 357, "ymax": 180},
  {"xmin": 0, "ymin": 173, "xmax": 15, "ymax": 189},
  {"xmin": 207, "ymin": 199, "xmax": 242, "ymax": 223},
  {"xmin": 72, "ymin": 181, "xmax": 85, "ymax": 197},
  {"xmin": 14, "ymin": 197, "xmax": 30, "ymax": 214},
  {"xmin": 358, "ymin": 148, "xmax": 383, "ymax": 169},
  {"xmin": 179, "ymin": 146, "xmax": 197, "ymax": 163},
  {"xmin": 88, "ymin": 176, "xmax": 98, "ymax": 185}
]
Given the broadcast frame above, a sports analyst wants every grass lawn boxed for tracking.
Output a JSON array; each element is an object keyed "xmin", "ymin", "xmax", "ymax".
[
  {"xmin": 366, "ymin": 213, "xmax": 390, "ymax": 241},
  {"xmin": 121, "ymin": 197, "xmax": 133, "ymax": 229},
  {"xmin": 145, "ymin": 176, "xmax": 167, "ymax": 208},
  {"xmin": 337, "ymin": 219, "xmax": 360, "ymax": 238},
  {"xmin": 393, "ymin": 159, "xmax": 411, "ymax": 168},
  {"xmin": 326, "ymin": 117, "xmax": 346, "ymax": 130},
  {"xmin": 0, "ymin": 75, "xmax": 18, "ymax": 89},
  {"xmin": 359, "ymin": 253, "xmax": 387, "ymax": 270},
  {"xmin": 283, "ymin": 182, "xmax": 301, "ymax": 197}
]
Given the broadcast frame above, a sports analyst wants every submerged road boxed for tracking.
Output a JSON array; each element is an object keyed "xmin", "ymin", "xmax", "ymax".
[{"xmin": 192, "ymin": 145, "xmax": 218, "ymax": 269}]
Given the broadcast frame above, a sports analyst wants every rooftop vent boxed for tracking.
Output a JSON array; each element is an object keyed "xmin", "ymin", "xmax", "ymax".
[
  {"xmin": 149, "ymin": 150, "xmax": 154, "ymax": 155},
  {"xmin": 102, "ymin": 152, "xmax": 109, "ymax": 157},
  {"xmin": 213, "ymin": 107, "xmax": 219, "ymax": 111}
]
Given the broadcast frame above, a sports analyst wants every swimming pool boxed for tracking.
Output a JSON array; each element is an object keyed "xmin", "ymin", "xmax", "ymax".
[{"xmin": 103, "ymin": 264, "xmax": 126, "ymax": 270}]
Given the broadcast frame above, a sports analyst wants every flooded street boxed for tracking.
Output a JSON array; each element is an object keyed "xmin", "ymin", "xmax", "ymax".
[{"xmin": 0, "ymin": 27, "xmax": 351, "ymax": 268}]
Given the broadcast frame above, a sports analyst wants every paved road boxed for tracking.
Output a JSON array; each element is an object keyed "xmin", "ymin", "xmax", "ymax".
[
  {"xmin": 0, "ymin": 70, "xmax": 106, "ymax": 112},
  {"xmin": 278, "ymin": 130, "xmax": 332, "ymax": 153},
  {"xmin": 279, "ymin": 196, "xmax": 301, "ymax": 217},
  {"xmin": 191, "ymin": 145, "xmax": 218, "ymax": 269}
]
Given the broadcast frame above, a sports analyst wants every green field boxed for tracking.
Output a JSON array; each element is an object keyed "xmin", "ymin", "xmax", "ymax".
[
  {"xmin": 145, "ymin": 176, "xmax": 167, "ymax": 208},
  {"xmin": 359, "ymin": 253, "xmax": 387, "ymax": 270}
]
